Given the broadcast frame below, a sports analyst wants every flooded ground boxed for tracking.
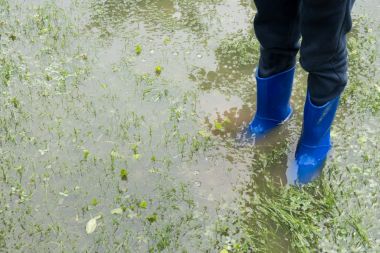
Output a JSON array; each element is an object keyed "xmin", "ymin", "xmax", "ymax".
[{"xmin": 0, "ymin": 0, "xmax": 379, "ymax": 252}]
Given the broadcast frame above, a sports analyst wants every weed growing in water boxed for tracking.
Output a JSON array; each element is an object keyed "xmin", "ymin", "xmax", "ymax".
[{"xmin": 135, "ymin": 44, "xmax": 142, "ymax": 55}]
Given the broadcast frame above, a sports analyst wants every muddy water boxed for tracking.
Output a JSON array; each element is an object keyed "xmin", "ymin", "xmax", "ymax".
[{"xmin": 0, "ymin": 0, "xmax": 379, "ymax": 252}]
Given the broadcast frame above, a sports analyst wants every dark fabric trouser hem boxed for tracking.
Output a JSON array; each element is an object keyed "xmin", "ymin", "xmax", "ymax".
[{"xmin": 253, "ymin": 0, "xmax": 355, "ymax": 105}]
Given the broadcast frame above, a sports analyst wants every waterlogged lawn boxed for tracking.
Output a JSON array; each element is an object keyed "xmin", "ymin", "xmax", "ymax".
[{"xmin": 1, "ymin": 0, "xmax": 379, "ymax": 252}]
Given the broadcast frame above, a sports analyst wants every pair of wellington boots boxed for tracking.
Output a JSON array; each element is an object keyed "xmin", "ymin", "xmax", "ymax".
[{"xmin": 249, "ymin": 67, "xmax": 340, "ymax": 184}]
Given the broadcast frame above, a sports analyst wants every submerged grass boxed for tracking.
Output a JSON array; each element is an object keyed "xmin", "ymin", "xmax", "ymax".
[
  {"xmin": 0, "ymin": 1, "xmax": 217, "ymax": 251},
  {"xmin": 0, "ymin": 0, "xmax": 379, "ymax": 252},
  {"xmin": 343, "ymin": 16, "xmax": 380, "ymax": 112},
  {"xmin": 88, "ymin": 0, "xmax": 222, "ymax": 40}
]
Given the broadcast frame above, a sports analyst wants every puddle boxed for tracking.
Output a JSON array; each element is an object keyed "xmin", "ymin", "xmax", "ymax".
[{"xmin": 0, "ymin": 0, "xmax": 379, "ymax": 252}]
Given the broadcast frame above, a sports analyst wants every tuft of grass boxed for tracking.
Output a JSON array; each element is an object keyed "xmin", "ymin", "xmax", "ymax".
[
  {"xmin": 120, "ymin": 168, "xmax": 128, "ymax": 181},
  {"xmin": 243, "ymin": 180, "xmax": 337, "ymax": 252},
  {"xmin": 216, "ymin": 30, "xmax": 259, "ymax": 68},
  {"xmin": 155, "ymin": 65, "xmax": 162, "ymax": 75},
  {"xmin": 135, "ymin": 44, "xmax": 142, "ymax": 55}
]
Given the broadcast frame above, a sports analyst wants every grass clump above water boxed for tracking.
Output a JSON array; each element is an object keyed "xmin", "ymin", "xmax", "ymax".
[
  {"xmin": 229, "ymin": 145, "xmax": 339, "ymax": 253},
  {"xmin": 216, "ymin": 30, "xmax": 259, "ymax": 68},
  {"xmin": 243, "ymin": 180, "xmax": 336, "ymax": 252}
]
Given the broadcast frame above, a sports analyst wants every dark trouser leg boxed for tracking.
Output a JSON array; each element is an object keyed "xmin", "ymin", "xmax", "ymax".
[
  {"xmin": 300, "ymin": 0, "xmax": 355, "ymax": 105},
  {"xmin": 253, "ymin": 0, "xmax": 301, "ymax": 77}
]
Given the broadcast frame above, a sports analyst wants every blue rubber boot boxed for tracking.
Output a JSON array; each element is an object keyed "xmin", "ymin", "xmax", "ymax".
[
  {"xmin": 295, "ymin": 92, "xmax": 340, "ymax": 184},
  {"xmin": 248, "ymin": 66, "xmax": 295, "ymax": 137}
]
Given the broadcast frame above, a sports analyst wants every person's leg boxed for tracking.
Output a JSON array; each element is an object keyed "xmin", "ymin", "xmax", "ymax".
[
  {"xmin": 295, "ymin": 0, "xmax": 355, "ymax": 184},
  {"xmin": 254, "ymin": 0, "xmax": 301, "ymax": 77},
  {"xmin": 248, "ymin": 0, "xmax": 301, "ymax": 136},
  {"xmin": 300, "ymin": 0, "xmax": 355, "ymax": 105}
]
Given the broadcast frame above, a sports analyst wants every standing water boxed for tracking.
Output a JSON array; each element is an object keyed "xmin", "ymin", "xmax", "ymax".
[{"xmin": 0, "ymin": 0, "xmax": 379, "ymax": 252}]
